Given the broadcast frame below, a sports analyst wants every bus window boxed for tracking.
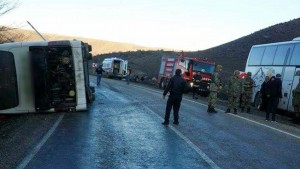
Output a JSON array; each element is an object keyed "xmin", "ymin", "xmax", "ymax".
[
  {"xmin": 248, "ymin": 47, "xmax": 265, "ymax": 65},
  {"xmin": 0, "ymin": 51, "xmax": 18, "ymax": 110},
  {"xmin": 261, "ymin": 46, "xmax": 277, "ymax": 65},
  {"xmin": 273, "ymin": 44, "xmax": 293, "ymax": 65},
  {"xmin": 290, "ymin": 43, "xmax": 300, "ymax": 65}
]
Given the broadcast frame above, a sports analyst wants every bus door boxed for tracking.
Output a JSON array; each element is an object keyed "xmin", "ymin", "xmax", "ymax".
[
  {"xmin": 288, "ymin": 67, "xmax": 300, "ymax": 112},
  {"xmin": 280, "ymin": 67, "xmax": 296, "ymax": 110},
  {"xmin": 29, "ymin": 46, "xmax": 52, "ymax": 111}
]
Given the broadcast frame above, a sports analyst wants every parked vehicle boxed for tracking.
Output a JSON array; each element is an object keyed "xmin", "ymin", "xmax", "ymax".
[
  {"xmin": 102, "ymin": 57, "xmax": 128, "ymax": 79},
  {"xmin": 245, "ymin": 37, "xmax": 300, "ymax": 113},
  {"xmin": 0, "ymin": 40, "xmax": 94, "ymax": 114},
  {"xmin": 157, "ymin": 52, "xmax": 216, "ymax": 95}
]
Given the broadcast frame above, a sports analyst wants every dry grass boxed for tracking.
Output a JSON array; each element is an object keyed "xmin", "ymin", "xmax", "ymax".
[{"xmin": 4, "ymin": 28, "xmax": 165, "ymax": 55}]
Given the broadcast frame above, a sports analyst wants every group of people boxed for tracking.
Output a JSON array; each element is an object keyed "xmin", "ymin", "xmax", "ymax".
[
  {"xmin": 259, "ymin": 74, "xmax": 283, "ymax": 121},
  {"xmin": 224, "ymin": 70, "xmax": 256, "ymax": 115},
  {"xmin": 162, "ymin": 65, "xmax": 300, "ymax": 125}
]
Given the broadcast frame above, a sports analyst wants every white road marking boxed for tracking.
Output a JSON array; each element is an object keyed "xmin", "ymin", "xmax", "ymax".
[
  {"xmin": 133, "ymin": 84, "xmax": 300, "ymax": 140},
  {"xmin": 16, "ymin": 113, "xmax": 65, "ymax": 169},
  {"xmin": 142, "ymin": 105, "xmax": 221, "ymax": 169}
]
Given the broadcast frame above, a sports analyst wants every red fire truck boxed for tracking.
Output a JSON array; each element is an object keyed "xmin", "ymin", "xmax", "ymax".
[{"xmin": 157, "ymin": 53, "xmax": 216, "ymax": 95}]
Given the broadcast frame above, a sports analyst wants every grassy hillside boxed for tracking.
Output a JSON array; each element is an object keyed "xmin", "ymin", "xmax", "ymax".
[
  {"xmin": 94, "ymin": 18, "xmax": 300, "ymax": 81},
  {"xmin": 4, "ymin": 29, "xmax": 165, "ymax": 55}
]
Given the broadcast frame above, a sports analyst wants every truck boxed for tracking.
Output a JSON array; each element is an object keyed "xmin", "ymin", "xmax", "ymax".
[
  {"xmin": 102, "ymin": 57, "xmax": 128, "ymax": 79},
  {"xmin": 157, "ymin": 53, "xmax": 216, "ymax": 96}
]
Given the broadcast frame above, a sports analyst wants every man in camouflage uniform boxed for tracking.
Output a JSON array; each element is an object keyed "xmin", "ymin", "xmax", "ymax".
[
  {"xmin": 207, "ymin": 65, "xmax": 223, "ymax": 113},
  {"xmin": 241, "ymin": 72, "xmax": 255, "ymax": 113},
  {"xmin": 225, "ymin": 70, "xmax": 243, "ymax": 114},
  {"xmin": 292, "ymin": 77, "xmax": 300, "ymax": 123}
]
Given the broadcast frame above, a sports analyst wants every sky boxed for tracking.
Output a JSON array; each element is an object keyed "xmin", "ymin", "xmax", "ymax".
[{"xmin": 0, "ymin": 0, "xmax": 299, "ymax": 51}]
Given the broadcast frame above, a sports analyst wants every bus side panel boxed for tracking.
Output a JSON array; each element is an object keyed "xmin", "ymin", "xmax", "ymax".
[
  {"xmin": 288, "ymin": 68, "xmax": 300, "ymax": 112},
  {"xmin": 72, "ymin": 47, "xmax": 87, "ymax": 111},
  {"xmin": 280, "ymin": 67, "xmax": 295, "ymax": 110},
  {"xmin": 246, "ymin": 66, "xmax": 283, "ymax": 103}
]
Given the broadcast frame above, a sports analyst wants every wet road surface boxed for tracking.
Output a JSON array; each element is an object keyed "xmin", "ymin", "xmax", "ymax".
[{"xmin": 1, "ymin": 77, "xmax": 300, "ymax": 169}]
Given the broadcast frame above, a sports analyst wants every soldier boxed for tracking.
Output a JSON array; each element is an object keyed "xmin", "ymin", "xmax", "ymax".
[
  {"xmin": 241, "ymin": 72, "xmax": 255, "ymax": 113},
  {"xmin": 192, "ymin": 71, "xmax": 202, "ymax": 99},
  {"xmin": 292, "ymin": 77, "xmax": 300, "ymax": 123},
  {"xmin": 207, "ymin": 65, "xmax": 223, "ymax": 113},
  {"xmin": 225, "ymin": 70, "xmax": 243, "ymax": 114}
]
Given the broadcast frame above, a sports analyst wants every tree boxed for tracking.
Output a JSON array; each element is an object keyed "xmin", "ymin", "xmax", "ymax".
[{"xmin": 0, "ymin": 0, "xmax": 20, "ymax": 43}]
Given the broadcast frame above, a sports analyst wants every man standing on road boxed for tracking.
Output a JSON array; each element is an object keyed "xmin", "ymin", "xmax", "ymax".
[
  {"xmin": 292, "ymin": 77, "xmax": 300, "ymax": 124},
  {"xmin": 162, "ymin": 69, "xmax": 187, "ymax": 125},
  {"xmin": 225, "ymin": 70, "xmax": 243, "ymax": 114},
  {"xmin": 241, "ymin": 72, "xmax": 255, "ymax": 113},
  {"xmin": 259, "ymin": 76, "xmax": 270, "ymax": 112},
  {"xmin": 265, "ymin": 74, "xmax": 282, "ymax": 122},
  {"xmin": 192, "ymin": 71, "xmax": 202, "ymax": 99},
  {"xmin": 96, "ymin": 65, "xmax": 105, "ymax": 86},
  {"xmin": 207, "ymin": 65, "xmax": 223, "ymax": 113}
]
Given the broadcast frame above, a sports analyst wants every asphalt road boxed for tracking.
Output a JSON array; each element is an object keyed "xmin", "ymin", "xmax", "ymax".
[{"xmin": 1, "ymin": 77, "xmax": 300, "ymax": 169}]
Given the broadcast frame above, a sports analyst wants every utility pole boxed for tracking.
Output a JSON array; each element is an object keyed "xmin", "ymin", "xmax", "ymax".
[{"xmin": 26, "ymin": 21, "xmax": 47, "ymax": 41}]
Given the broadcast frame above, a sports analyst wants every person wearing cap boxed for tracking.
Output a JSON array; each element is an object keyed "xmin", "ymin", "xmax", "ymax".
[
  {"xmin": 95, "ymin": 64, "xmax": 105, "ymax": 86},
  {"xmin": 241, "ymin": 72, "xmax": 255, "ymax": 113},
  {"xmin": 162, "ymin": 69, "xmax": 187, "ymax": 125},
  {"xmin": 225, "ymin": 70, "xmax": 243, "ymax": 114},
  {"xmin": 192, "ymin": 71, "xmax": 202, "ymax": 99},
  {"xmin": 207, "ymin": 64, "xmax": 222, "ymax": 113}
]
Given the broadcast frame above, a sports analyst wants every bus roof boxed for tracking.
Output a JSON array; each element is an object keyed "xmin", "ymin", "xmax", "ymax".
[
  {"xmin": 252, "ymin": 38, "xmax": 300, "ymax": 48},
  {"xmin": 0, "ymin": 40, "xmax": 83, "ymax": 48}
]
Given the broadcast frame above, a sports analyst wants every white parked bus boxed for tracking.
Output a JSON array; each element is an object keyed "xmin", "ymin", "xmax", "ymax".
[
  {"xmin": 0, "ymin": 40, "xmax": 94, "ymax": 114},
  {"xmin": 102, "ymin": 57, "xmax": 128, "ymax": 79},
  {"xmin": 245, "ymin": 37, "xmax": 300, "ymax": 113}
]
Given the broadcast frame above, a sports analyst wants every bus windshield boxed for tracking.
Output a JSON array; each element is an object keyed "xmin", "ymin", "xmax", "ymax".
[{"xmin": 193, "ymin": 62, "xmax": 215, "ymax": 74}]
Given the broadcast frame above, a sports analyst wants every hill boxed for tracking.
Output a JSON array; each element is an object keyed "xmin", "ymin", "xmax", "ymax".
[
  {"xmin": 94, "ymin": 18, "xmax": 300, "ymax": 80},
  {"xmin": 4, "ymin": 29, "xmax": 166, "ymax": 55}
]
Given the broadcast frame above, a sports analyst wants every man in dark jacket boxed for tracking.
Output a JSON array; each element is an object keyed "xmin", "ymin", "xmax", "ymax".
[
  {"xmin": 265, "ymin": 74, "xmax": 282, "ymax": 121},
  {"xmin": 259, "ymin": 76, "xmax": 270, "ymax": 112},
  {"xmin": 95, "ymin": 65, "xmax": 105, "ymax": 86},
  {"xmin": 192, "ymin": 71, "xmax": 202, "ymax": 99},
  {"xmin": 162, "ymin": 69, "xmax": 187, "ymax": 125}
]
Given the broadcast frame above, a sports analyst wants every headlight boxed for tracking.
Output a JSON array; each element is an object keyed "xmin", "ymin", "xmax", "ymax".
[{"xmin": 190, "ymin": 82, "xmax": 194, "ymax": 87}]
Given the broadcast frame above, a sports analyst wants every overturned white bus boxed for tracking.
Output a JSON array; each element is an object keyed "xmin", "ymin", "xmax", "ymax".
[{"xmin": 0, "ymin": 40, "xmax": 94, "ymax": 114}]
